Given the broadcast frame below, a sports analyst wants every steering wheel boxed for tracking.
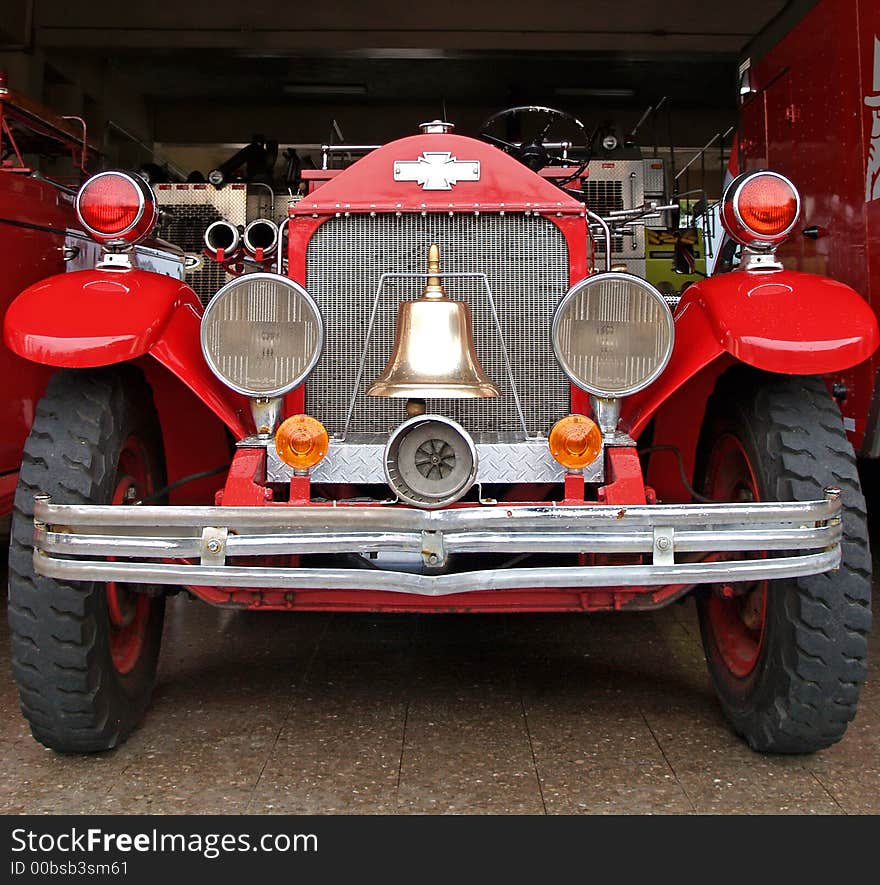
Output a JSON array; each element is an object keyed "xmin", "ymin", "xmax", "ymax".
[{"xmin": 479, "ymin": 105, "xmax": 592, "ymax": 186}]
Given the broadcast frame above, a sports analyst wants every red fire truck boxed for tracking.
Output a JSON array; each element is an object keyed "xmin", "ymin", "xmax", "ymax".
[
  {"xmin": 738, "ymin": 0, "xmax": 880, "ymax": 453},
  {"xmin": 0, "ymin": 79, "xmax": 91, "ymax": 519},
  {"xmin": 4, "ymin": 109, "xmax": 877, "ymax": 755},
  {"xmin": 0, "ymin": 78, "xmax": 185, "ymax": 520}
]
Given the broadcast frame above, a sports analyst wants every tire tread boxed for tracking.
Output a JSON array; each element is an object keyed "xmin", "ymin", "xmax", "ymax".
[
  {"xmin": 701, "ymin": 374, "xmax": 871, "ymax": 753},
  {"xmin": 7, "ymin": 368, "xmax": 164, "ymax": 753}
]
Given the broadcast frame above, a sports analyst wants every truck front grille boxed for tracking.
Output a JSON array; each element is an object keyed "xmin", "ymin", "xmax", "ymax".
[{"xmin": 304, "ymin": 213, "xmax": 571, "ymax": 436}]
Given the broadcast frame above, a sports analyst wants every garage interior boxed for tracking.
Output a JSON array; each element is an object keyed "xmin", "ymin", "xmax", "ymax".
[
  {"xmin": 2, "ymin": 0, "xmax": 879, "ymax": 814},
  {"xmin": 1, "ymin": 3, "xmax": 752, "ymax": 187}
]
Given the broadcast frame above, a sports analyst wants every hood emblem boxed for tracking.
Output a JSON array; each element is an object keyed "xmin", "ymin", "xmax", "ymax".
[{"xmin": 393, "ymin": 152, "xmax": 480, "ymax": 190}]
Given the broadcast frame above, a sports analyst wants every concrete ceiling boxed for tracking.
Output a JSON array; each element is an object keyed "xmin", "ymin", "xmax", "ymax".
[
  {"xmin": 1, "ymin": 0, "xmax": 799, "ymax": 147},
  {"xmin": 19, "ymin": 2, "xmax": 787, "ymax": 54}
]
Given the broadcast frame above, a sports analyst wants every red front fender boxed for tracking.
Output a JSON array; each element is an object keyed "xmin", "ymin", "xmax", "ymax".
[
  {"xmin": 625, "ymin": 269, "xmax": 879, "ymax": 437},
  {"xmin": 677, "ymin": 269, "xmax": 878, "ymax": 373},
  {"xmin": 6, "ymin": 268, "xmax": 196, "ymax": 366},
  {"xmin": 4, "ymin": 268, "xmax": 249, "ymax": 438}
]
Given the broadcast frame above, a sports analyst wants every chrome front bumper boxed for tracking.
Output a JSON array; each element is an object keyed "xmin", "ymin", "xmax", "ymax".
[{"xmin": 31, "ymin": 491, "xmax": 843, "ymax": 597}]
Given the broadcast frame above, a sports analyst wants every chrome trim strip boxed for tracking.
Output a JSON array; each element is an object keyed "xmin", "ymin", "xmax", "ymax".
[
  {"xmin": 37, "ymin": 523, "xmax": 840, "ymax": 560},
  {"xmin": 33, "ymin": 496, "xmax": 839, "ymax": 530},
  {"xmin": 33, "ymin": 549, "xmax": 841, "ymax": 596},
  {"xmin": 31, "ymin": 493, "xmax": 842, "ymax": 593},
  {"xmin": 585, "ymin": 209, "xmax": 612, "ymax": 272}
]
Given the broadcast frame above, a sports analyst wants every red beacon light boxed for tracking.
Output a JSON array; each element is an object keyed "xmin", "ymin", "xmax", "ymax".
[
  {"xmin": 75, "ymin": 171, "xmax": 158, "ymax": 247},
  {"xmin": 720, "ymin": 170, "xmax": 800, "ymax": 250}
]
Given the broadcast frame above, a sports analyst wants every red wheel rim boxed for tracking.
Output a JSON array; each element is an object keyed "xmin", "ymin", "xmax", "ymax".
[
  {"xmin": 106, "ymin": 436, "xmax": 153, "ymax": 675},
  {"xmin": 703, "ymin": 433, "xmax": 768, "ymax": 678}
]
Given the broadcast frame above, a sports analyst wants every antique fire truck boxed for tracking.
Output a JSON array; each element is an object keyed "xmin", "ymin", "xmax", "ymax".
[{"xmin": 4, "ymin": 109, "xmax": 878, "ymax": 755}]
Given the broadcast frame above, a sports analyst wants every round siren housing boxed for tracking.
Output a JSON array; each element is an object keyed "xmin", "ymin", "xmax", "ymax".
[
  {"xmin": 75, "ymin": 171, "xmax": 158, "ymax": 246},
  {"xmin": 200, "ymin": 273, "xmax": 323, "ymax": 397},
  {"xmin": 384, "ymin": 415, "xmax": 478, "ymax": 509},
  {"xmin": 720, "ymin": 170, "xmax": 801, "ymax": 248},
  {"xmin": 552, "ymin": 272, "xmax": 674, "ymax": 399}
]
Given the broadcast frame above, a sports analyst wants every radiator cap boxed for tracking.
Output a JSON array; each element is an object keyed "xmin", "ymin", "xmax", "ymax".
[{"xmin": 419, "ymin": 120, "xmax": 454, "ymax": 134}]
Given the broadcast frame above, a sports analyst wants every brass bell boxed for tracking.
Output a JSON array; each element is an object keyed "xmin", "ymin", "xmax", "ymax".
[{"xmin": 367, "ymin": 244, "xmax": 499, "ymax": 399}]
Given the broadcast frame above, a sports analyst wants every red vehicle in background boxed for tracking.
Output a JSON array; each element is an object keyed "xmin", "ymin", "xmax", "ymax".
[
  {"xmin": 0, "ymin": 78, "xmax": 185, "ymax": 520},
  {"xmin": 737, "ymin": 0, "xmax": 880, "ymax": 453},
  {"xmin": 4, "ymin": 108, "xmax": 878, "ymax": 757},
  {"xmin": 0, "ymin": 77, "xmax": 93, "ymax": 518}
]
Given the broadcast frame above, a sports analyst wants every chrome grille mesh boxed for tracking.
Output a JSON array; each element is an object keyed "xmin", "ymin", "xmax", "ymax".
[{"xmin": 304, "ymin": 214, "xmax": 570, "ymax": 435}]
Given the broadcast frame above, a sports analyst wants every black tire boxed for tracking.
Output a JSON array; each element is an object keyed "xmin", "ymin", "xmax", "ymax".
[
  {"xmin": 695, "ymin": 372, "xmax": 871, "ymax": 753},
  {"xmin": 8, "ymin": 368, "xmax": 166, "ymax": 753}
]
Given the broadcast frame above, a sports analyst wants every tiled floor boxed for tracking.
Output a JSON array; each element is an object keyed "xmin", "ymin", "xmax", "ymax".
[{"xmin": 1, "ymin": 570, "xmax": 877, "ymax": 814}]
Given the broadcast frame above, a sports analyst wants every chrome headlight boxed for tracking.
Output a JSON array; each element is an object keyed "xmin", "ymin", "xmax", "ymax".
[
  {"xmin": 552, "ymin": 273, "xmax": 674, "ymax": 398},
  {"xmin": 200, "ymin": 273, "xmax": 323, "ymax": 397}
]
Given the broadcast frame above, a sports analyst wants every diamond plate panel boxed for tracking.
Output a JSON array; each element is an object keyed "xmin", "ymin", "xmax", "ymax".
[
  {"xmin": 476, "ymin": 439, "xmax": 593, "ymax": 484},
  {"xmin": 267, "ymin": 435, "xmax": 603, "ymax": 485},
  {"xmin": 580, "ymin": 159, "xmax": 645, "ymax": 260},
  {"xmin": 154, "ymin": 183, "xmax": 247, "ymax": 306}
]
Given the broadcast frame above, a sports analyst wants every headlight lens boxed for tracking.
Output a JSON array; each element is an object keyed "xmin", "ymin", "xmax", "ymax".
[
  {"xmin": 200, "ymin": 273, "xmax": 323, "ymax": 397},
  {"xmin": 552, "ymin": 273, "xmax": 674, "ymax": 398}
]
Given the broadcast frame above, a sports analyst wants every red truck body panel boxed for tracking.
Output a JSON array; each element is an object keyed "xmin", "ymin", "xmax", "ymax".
[
  {"xmin": 0, "ymin": 166, "xmax": 74, "ymax": 514},
  {"xmin": 739, "ymin": 0, "xmax": 880, "ymax": 450}
]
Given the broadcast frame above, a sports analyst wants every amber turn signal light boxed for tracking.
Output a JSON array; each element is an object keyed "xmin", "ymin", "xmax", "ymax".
[
  {"xmin": 275, "ymin": 415, "xmax": 329, "ymax": 471},
  {"xmin": 549, "ymin": 414, "xmax": 603, "ymax": 471}
]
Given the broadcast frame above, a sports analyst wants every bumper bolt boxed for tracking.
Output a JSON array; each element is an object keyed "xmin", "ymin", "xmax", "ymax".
[{"xmin": 206, "ymin": 538, "xmax": 222, "ymax": 554}]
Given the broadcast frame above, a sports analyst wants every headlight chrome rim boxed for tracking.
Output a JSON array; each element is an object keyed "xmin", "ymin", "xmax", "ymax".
[
  {"xmin": 552, "ymin": 272, "xmax": 674, "ymax": 398},
  {"xmin": 200, "ymin": 272, "xmax": 324, "ymax": 398}
]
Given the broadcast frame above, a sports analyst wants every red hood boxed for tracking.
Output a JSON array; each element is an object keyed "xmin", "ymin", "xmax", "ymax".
[{"xmin": 292, "ymin": 132, "xmax": 584, "ymax": 216}]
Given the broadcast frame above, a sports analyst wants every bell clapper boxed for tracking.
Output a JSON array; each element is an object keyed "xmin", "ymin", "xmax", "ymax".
[{"xmin": 406, "ymin": 398, "xmax": 427, "ymax": 417}]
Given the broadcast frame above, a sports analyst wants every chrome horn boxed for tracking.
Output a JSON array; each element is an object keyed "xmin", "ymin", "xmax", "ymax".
[
  {"xmin": 204, "ymin": 219, "xmax": 241, "ymax": 259},
  {"xmin": 243, "ymin": 218, "xmax": 279, "ymax": 257},
  {"xmin": 367, "ymin": 244, "xmax": 499, "ymax": 399}
]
